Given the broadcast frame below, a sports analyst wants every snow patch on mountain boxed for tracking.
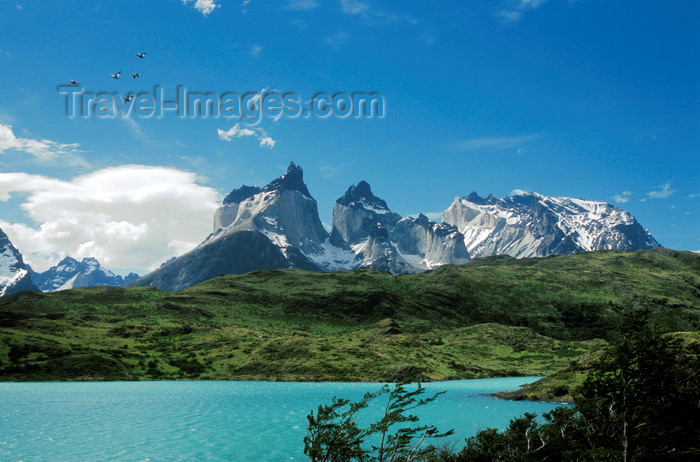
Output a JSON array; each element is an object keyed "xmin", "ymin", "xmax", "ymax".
[
  {"xmin": 0, "ymin": 228, "xmax": 40, "ymax": 296},
  {"xmin": 131, "ymin": 163, "xmax": 660, "ymax": 291},
  {"xmin": 443, "ymin": 191, "xmax": 659, "ymax": 258},
  {"xmin": 32, "ymin": 257, "xmax": 139, "ymax": 292},
  {"xmin": 306, "ymin": 238, "xmax": 361, "ymax": 271}
]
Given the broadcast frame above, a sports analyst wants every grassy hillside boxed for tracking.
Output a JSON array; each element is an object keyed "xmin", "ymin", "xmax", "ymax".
[{"xmin": 1, "ymin": 248, "xmax": 698, "ymax": 397}]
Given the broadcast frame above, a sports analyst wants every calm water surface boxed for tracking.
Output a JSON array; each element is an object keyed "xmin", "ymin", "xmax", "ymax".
[{"xmin": 0, "ymin": 378, "xmax": 566, "ymax": 461}]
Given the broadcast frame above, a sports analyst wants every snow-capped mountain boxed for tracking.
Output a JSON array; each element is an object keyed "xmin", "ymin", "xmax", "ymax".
[
  {"xmin": 330, "ymin": 181, "xmax": 470, "ymax": 272},
  {"xmin": 132, "ymin": 163, "xmax": 469, "ymax": 291},
  {"xmin": 442, "ymin": 191, "xmax": 659, "ymax": 258},
  {"xmin": 390, "ymin": 214, "xmax": 470, "ymax": 270},
  {"xmin": 213, "ymin": 162, "xmax": 329, "ymax": 258},
  {"xmin": 31, "ymin": 257, "xmax": 139, "ymax": 292},
  {"xmin": 356, "ymin": 223, "xmax": 417, "ymax": 274},
  {"xmin": 130, "ymin": 163, "xmax": 659, "ymax": 291},
  {"xmin": 329, "ymin": 180, "xmax": 402, "ymax": 247},
  {"xmin": 0, "ymin": 228, "xmax": 39, "ymax": 296},
  {"xmin": 132, "ymin": 163, "xmax": 327, "ymax": 291}
]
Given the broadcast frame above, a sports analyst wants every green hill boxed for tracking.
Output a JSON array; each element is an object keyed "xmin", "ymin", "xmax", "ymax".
[{"xmin": 1, "ymin": 248, "xmax": 698, "ymax": 398}]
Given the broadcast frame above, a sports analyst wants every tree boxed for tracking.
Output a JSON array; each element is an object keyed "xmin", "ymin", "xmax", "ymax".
[
  {"xmin": 304, "ymin": 383, "xmax": 454, "ymax": 462},
  {"xmin": 454, "ymin": 310, "xmax": 700, "ymax": 461},
  {"xmin": 305, "ymin": 312, "xmax": 700, "ymax": 461},
  {"xmin": 456, "ymin": 408, "xmax": 593, "ymax": 462},
  {"xmin": 575, "ymin": 311, "xmax": 700, "ymax": 460}
]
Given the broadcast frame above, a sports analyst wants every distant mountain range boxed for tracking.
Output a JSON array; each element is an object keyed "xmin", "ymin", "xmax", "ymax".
[
  {"xmin": 130, "ymin": 162, "xmax": 659, "ymax": 291},
  {"xmin": 442, "ymin": 191, "xmax": 659, "ymax": 258},
  {"xmin": 0, "ymin": 228, "xmax": 138, "ymax": 296},
  {"xmin": 28, "ymin": 257, "xmax": 139, "ymax": 292},
  {"xmin": 0, "ymin": 162, "xmax": 660, "ymax": 295}
]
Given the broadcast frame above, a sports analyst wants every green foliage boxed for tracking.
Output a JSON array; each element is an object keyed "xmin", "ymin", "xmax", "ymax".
[
  {"xmin": 574, "ymin": 310, "xmax": 700, "ymax": 460},
  {"xmin": 0, "ymin": 249, "xmax": 698, "ymax": 383},
  {"xmin": 304, "ymin": 383, "xmax": 454, "ymax": 462},
  {"xmin": 451, "ymin": 310, "xmax": 700, "ymax": 461},
  {"xmin": 456, "ymin": 408, "xmax": 592, "ymax": 461}
]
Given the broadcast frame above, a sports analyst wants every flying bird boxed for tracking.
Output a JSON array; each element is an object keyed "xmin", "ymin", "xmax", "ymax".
[
  {"xmin": 132, "ymin": 73, "xmax": 141, "ymax": 79},
  {"xmin": 136, "ymin": 52, "xmax": 147, "ymax": 58},
  {"xmin": 69, "ymin": 80, "xmax": 79, "ymax": 85},
  {"xmin": 111, "ymin": 71, "xmax": 121, "ymax": 79},
  {"xmin": 124, "ymin": 95, "xmax": 133, "ymax": 102}
]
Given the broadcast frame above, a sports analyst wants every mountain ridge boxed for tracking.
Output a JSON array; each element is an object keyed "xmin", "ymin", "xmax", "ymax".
[
  {"xmin": 128, "ymin": 162, "xmax": 659, "ymax": 291},
  {"xmin": 30, "ymin": 257, "xmax": 139, "ymax": 292},
  {"xmin": 443, "ymin": 190, "xmax": 658, "ymax": 259}
]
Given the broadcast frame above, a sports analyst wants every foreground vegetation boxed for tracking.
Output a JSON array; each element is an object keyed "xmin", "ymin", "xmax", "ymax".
[
  {"xmin": 306, "ymin": 313, "xmax": 700, "ymax": 460},
  {"xmin": 0, "ymin": 249, "xmax": 698, "ymax": 400}
]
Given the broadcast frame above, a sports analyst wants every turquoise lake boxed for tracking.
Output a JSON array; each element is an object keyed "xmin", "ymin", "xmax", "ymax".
[{"xmin": 0, "ymin": 378, "xmax": 566, "ymax": 461}]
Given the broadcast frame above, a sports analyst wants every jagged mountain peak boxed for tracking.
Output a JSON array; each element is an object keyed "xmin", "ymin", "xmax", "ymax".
[
  {"xmin": 223, "ymin": 185, "xmax": 262, "ymax": 205},
  {"xmin": 0, "ymin": 227, "xmax": 39, "ymax": 296},
  {"xmin": 221, "ymin": 162, "xmax": 312, "ymax": 209},
  {"xmin": 32, "ymin": 256, "xmax": 133, "ymax": 292},
  {"xmin": 331, "ymin": 181, "xmax": 401, "ymax": 247},
  {"xmin": 444, "ymin": 190, "xmax": 659, "ymax": 258},
  {"xmin": 336, "ymin": 180, "xmax": 390, "ymax": 211},
  {"xmin": 132, "ymin": 166, "xmax": 660, "ymax": 291},
  {"xmin": 463, "ymin": 192, "xmax": 499, "ymax": 205},
  {"xmin": 55, "ymin": 256, "xmax": 79, "ymax": 266},
  {"xmin": 261, "ymin": 161, "xmax": 312, "ymax": 198},
  {"xmin": 413, "ymin": 213, "xmax": 431, "ymax": 227}
]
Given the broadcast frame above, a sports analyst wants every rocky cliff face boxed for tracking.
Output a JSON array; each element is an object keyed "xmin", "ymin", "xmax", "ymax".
[
  {"xmin": 356, "ymin": 223, "xmax": 418, "ymax": 274},
  {"xmin": 328, "ymin": 182, "xmax": 467, "ymax": 273},
  {"xmin": 330, "ymin": 181, "xmax": 402, "ymax": 247},
  {"xmin": 130, "ymin": 164, "xmax": 660, "ymax": 291},
  {"xmin": 390, "ymin": 214, "xmax": 470, "ymax": 269},
  {"xmin": 131, "ymin": 163, "xmax": 328, "ymax": 291},
  {"xmin": 0, "ymin": 228, "xmax": 39, "ymax": 296},
  {"xmin": 442, "ymin": 191, "xmax": 659, "ymax": 258},
  {"xmin": 213, "ymin": 162, "xmax": 328, "ymax": 257}
]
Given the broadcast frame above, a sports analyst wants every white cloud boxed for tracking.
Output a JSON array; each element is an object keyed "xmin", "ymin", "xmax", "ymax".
[
  {"xmin": 0, "ymin": 123, "xmax": 86, "ymax": 165},
  {"xmin": 285, "ymin": 0, "xmax": 318, "ymax": 10},
  {"xmin": 182, "ymin": 0, "xmax": 219, "ymax": 16},
  {"xmin": 324, "ymin": 31, "xmax": 351, "ymax": 49},
  {"xmin": 250, "ymin": 45, "xmax": 263, "ymax": 56},
  {"xmin": 0, "ymin": 165, "xmax": 221, "ymax": 273},
  {"xmin": 510, "ymin": 189, "xmax": 530, "ymax": 196},
  {"xmin": 613, "ymin": 191, "xmax": 632, "ymax": 204},
  {"xmin": 500, "ymin": 0, "xmax": 551, "ymax": 22},
  {"xmin": 340, "ymin": 0, "xmax": 369, "ymax": 15},
  {"xmin": 646, "ymin": 181, "xmax": 676, "ymax": 199},
  {"xmin": 454, "ymin": 135, "xmax": 538, "ymax": 152},
  {"xmin": 258, "ymin": 135, "xmax": 276, "ymax": 149},
  {"xmin": 217, "ymin": 124, "xmax": 258, "ymax": 141},
  {"xmin": 500, "ymin": 10, "xmax": 522, "ymax": 21},
  {"xmin": 217, "ymin": 123, "xmax": 276, "ymax": 149}
]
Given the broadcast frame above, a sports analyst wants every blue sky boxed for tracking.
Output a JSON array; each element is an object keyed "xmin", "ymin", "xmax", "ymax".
[{"xmin": 0, "ymin": 0, "xmax": 698, "ymax": 274}]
